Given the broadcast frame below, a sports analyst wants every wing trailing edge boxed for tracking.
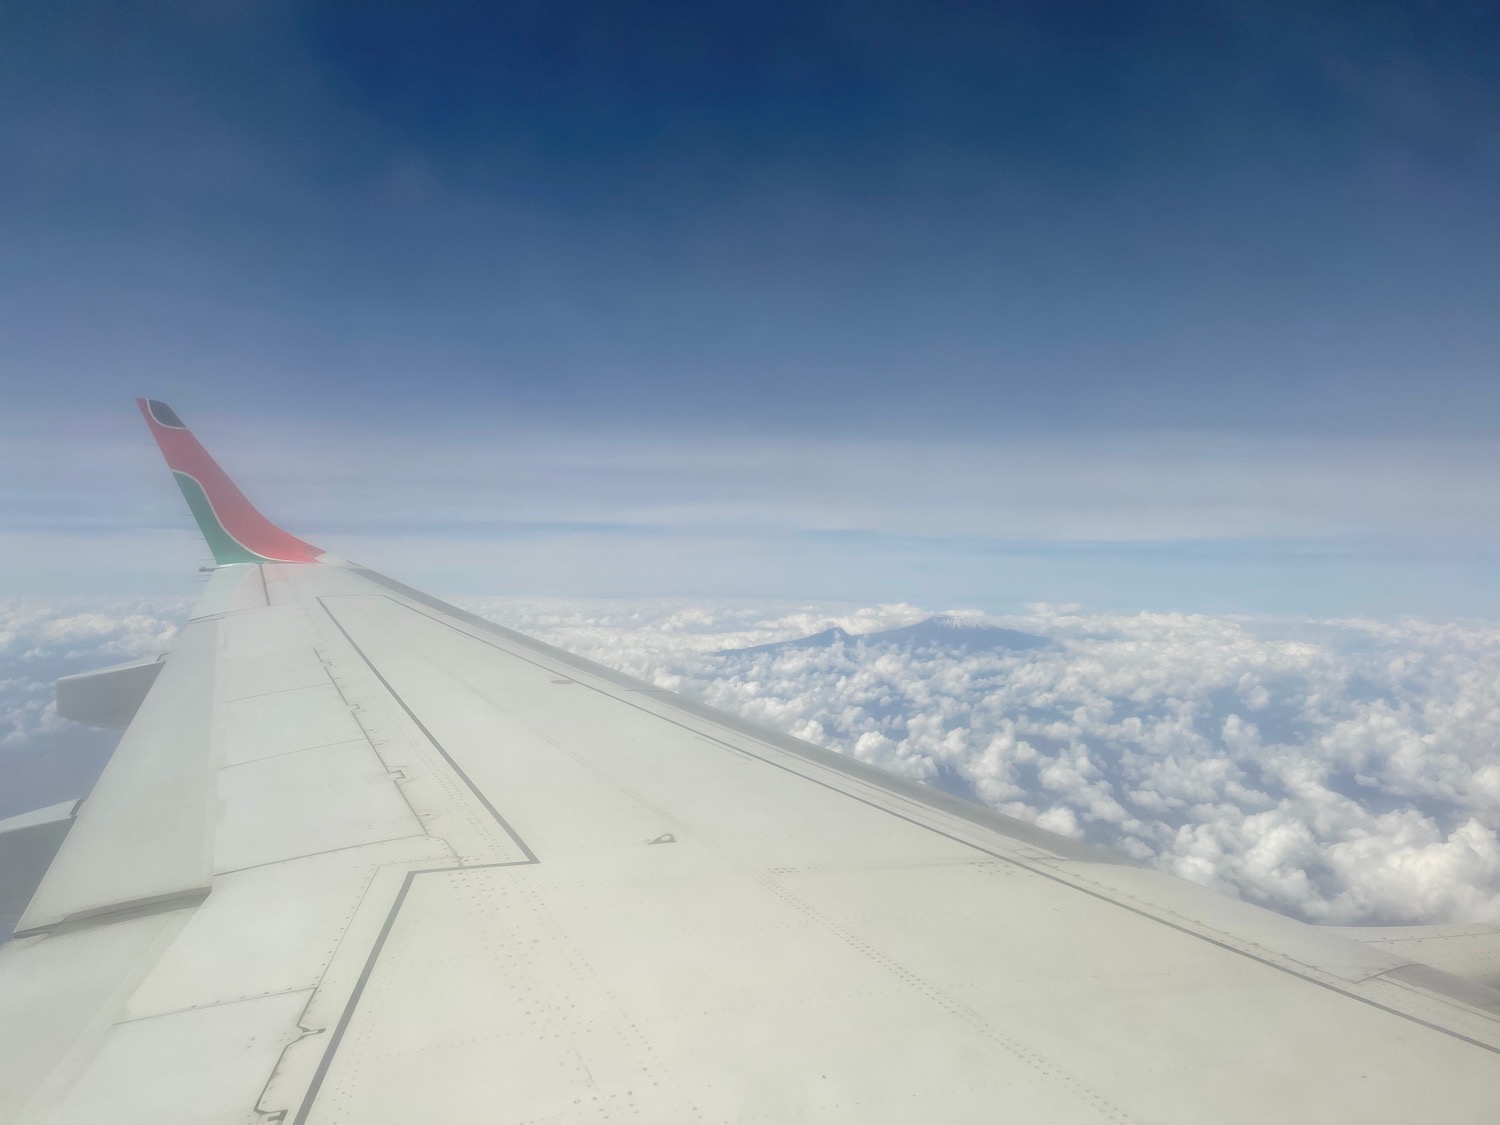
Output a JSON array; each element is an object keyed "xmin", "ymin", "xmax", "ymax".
[{"xmin": 136, "ymin": 398, "xmax": 323, "ymax": 564}]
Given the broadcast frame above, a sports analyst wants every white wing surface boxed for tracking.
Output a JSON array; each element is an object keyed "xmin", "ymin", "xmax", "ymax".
[{"xmin": 3, "ymin": 402, "xmax": 1499, "ymax": 1123}]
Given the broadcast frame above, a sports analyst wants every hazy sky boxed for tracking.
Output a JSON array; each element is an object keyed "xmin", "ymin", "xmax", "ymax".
[{"xmin": 4, "ymin": 2, "xmax": 1498, "ymax": 612}]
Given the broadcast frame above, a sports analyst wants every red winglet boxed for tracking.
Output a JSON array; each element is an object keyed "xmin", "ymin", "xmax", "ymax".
[{"xmin": 137, "ymin": 399, "xmax": 323, "ymax": 565}]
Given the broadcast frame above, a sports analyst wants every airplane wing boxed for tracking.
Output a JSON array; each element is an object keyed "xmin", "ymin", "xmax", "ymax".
[{"xmin": 3, "ymin": 400, "xmax": 1499, "ymax": 1123}]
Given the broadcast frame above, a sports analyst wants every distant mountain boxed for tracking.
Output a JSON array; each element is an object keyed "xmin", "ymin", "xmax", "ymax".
[
  {"xmin": 873, "ymin": 616, "xmax": 1050, "ymax": 652},
  {"xmin": 724, "ymin": 615, "xmax": 1049, "ymax": 656}
]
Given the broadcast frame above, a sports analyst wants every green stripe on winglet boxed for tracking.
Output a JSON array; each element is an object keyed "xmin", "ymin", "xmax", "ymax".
[{"xmin": 172, "ymin": 471, "xmax": 268, "ymax": 564}]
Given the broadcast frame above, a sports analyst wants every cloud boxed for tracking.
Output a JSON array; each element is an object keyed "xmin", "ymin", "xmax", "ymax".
[
  {"xmin": 0, "ymin": 597, "xmax": 186, "ymax": 816},
  {"xmin": 10, "ymin": 404, "xmax": 1500, "ymax": 617},
  {"xmin": 8, "ymin": 592, "xmax": 1500, "ymax": 926},
  {"xmin": 466, "ymin": 597, "xmax": 1500, "ymax": 925}
]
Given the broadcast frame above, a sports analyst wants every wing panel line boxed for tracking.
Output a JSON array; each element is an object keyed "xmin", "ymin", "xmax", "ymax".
[
  {"xmin": 317, "ymin": 597, "xmax": 540, "ymax": 865},
  {"xmin": 290, "ymin": 861, "xmax": 536, "ymax": 1125}
]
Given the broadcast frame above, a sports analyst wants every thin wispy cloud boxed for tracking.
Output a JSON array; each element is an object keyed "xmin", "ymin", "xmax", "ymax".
[{"xmin": 8, "ymin": 408, "xmax": 1500, "ymax": 614}]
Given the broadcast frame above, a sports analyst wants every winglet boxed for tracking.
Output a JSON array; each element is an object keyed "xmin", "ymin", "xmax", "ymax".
[{"xmin": 137, "ymin": 399, "xmax": 323, "ymax": 565}]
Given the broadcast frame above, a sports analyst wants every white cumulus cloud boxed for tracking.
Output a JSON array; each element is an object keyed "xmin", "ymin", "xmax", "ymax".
[
  {"xmin": 464, "ymin": 597, "xmax": 1500, "ymax": 925},
  {"xmin": 8, "ymin": 594, "xmax": 1500, "ymax": 927},
  {"xmin": 0, "ymin": 597, "xmax": 187, "ymax": 815}
]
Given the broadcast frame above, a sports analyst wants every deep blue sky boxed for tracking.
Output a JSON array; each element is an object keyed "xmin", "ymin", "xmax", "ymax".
[{"xmin": 3, "ymin": 2, "xmax": 1499, "ymax": 612}]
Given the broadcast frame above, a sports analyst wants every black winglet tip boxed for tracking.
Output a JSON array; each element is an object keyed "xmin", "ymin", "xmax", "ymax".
[{"xmin": 141, "ymin": 399, "xmax": 186, "ymax": 428}]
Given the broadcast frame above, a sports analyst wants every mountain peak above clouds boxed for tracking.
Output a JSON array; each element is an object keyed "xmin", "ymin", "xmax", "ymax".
[{"xmin": 724, "ymin": 615, "xmax": 1049, "ymax": 656}]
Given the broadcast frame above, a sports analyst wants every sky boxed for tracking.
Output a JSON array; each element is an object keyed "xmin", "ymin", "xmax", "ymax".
[{"xmin": 3, "ymin": 1, "xmax": 1499, "ymax": 613}]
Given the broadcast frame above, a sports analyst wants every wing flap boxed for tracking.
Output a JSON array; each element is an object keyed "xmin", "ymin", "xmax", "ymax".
[
  {"xmin": 16, "ymin": 619, "xmax": 219, "ymax": 934},
  {"xmin": 0, "ymin": 908, "xmax": 192, "ymax": 1122},
  {"xmin": 0, "ymin": 803, "xmax": 80, "ymax": 941},
  {"xmin": 54, "ymin": 659, "xmax": 164, "ymax": 730},
  {"xmin": 1333, "ymin": 923, "xmax": 1500, "ymax": 989}
]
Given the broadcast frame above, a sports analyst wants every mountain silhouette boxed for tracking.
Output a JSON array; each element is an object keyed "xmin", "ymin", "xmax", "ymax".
[{"xmin": 724, "ymin": 615, "xmax": 1048, "ymax": 656}]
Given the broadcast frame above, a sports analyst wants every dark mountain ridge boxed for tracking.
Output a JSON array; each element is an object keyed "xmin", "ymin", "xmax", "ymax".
[{"xmin": 724, "ymin": 615, "xmax": 1049, "ymax": 656}]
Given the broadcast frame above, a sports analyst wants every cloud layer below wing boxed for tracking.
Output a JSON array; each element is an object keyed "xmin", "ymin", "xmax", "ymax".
[
  {"xmin": 467, "ymin": 598, "xmax": 1500, "ymax": 926},
  {"xmin": 6, "ymin": 594, "xmax": 1500, "ymax": 926}
]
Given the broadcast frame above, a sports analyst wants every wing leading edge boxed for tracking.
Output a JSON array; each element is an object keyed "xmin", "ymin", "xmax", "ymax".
[{"xmin": 0, "ymin": 403, "xmax": 1498, "ymax": 1123}]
